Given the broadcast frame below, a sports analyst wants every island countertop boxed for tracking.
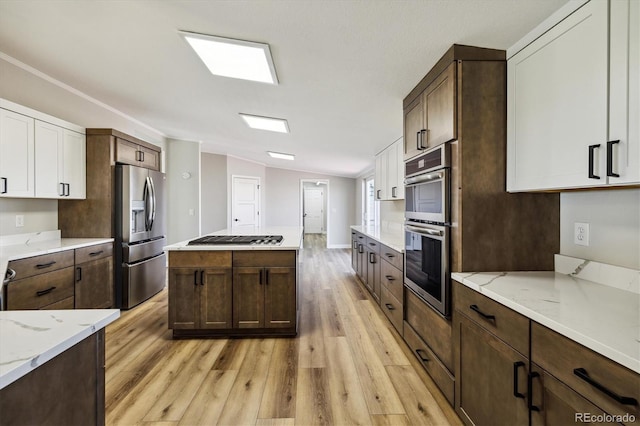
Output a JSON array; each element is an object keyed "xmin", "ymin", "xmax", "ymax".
[
  {"xmin": 164, "ymin": 226, "xmax": 304, "ymax": 251},
  {"xmin": 0, "ymin": 309, "xmax": 120, "ymax": 389}
]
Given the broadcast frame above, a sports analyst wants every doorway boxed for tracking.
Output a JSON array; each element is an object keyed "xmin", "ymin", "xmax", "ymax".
[
  {"xmin": 300, "ymin": 179, "xmax": 329, "ymax": 247},
  {"xmin": 231, "ymin": 175, "xmax": 260, "ymax": 228}
]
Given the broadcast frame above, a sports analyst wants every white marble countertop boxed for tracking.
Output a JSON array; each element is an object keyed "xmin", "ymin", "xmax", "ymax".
[
  {"xmin": 164, "ymin": 226, "xmax": 304, "ymax": 251},
  {"xmin": 350, "ymin": 225, "xmax": 404, "ymax": 253},
  {"xmin": 0, "ymin": 309, "xmax": 120, "ymax": 389},
  {"xmin": 452, "ymin": 257, "xmax": 640, "ymax": 374},
  {"xmin": 1, "ymin": 231, "xmax": 114, "ymax": 296}
]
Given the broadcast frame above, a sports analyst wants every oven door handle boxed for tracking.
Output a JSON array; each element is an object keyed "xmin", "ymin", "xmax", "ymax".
[
  {"xmin": 405, "ymin": 225, "xmax": 443, "ymax": 237},
  {"xmin": 404, "ymin": 171, "xmax": 445, "ymax": 185}
]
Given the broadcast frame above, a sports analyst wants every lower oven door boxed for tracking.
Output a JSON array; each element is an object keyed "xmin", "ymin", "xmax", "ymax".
[{"xmin": 404, "ymin": 222, "xmax": 450, "ymax": 317}]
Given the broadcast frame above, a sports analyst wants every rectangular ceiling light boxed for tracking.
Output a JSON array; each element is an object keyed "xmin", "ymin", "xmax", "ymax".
[
  {"xmin": 240, "ymin": 113, "xmax": 289, "ymax": 133},
  {"xmin": 179, "ymin": 31, "xmax": 278, "ymax": 84},
  {"xmin": 268, "ymin": 151, "xmax": 295, "ymax": 161}
]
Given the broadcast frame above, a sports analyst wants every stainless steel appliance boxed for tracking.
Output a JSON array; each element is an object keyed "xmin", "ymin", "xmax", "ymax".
[
  {"xmin": 115, "ymin": 165, "xmax": 166, "ymax": 309},
  {"xmin": 405, "ymin": 144, "xmax": 450, "ymax": 225},
  {"xmin": 404, "ymin": 221, "xmax": 450, "ymax": 317},
  {"xmin": 188, "ymin": 235, "xmax": 283, "ymax": 246}
]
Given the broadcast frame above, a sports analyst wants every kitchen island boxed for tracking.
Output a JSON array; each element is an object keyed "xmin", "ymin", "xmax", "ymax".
[
  {"xmin": 164, "ymin": 226, "xmax": 303, "ymax": 338},
  {"xmin": 0, "ymin": 309, "xmax": 119, "ymax": 425}
]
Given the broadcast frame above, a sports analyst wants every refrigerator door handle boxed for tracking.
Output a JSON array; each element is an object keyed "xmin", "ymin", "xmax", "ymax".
[
  {"xmin": 143, "ymin": 177, "xmax": 153, "ymax": 231},
  {"xmin": 149, "ymin": 176, "xmax": 156, "ymax": 231}
]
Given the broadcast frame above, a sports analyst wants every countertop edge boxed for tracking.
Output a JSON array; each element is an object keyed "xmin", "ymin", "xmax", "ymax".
[{"xmin": 350, "ymin": 225, "xmax": 404, "ymax": 253}]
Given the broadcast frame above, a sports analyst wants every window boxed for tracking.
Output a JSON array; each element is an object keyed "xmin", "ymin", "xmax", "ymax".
[{"xmin": 363, "ymin": 176, "xmax": 378, "ymax": 227}]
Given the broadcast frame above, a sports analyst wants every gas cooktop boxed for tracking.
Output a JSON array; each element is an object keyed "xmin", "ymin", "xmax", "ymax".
[{"xmin": 187, "ymin": 235, "xmax": 283, "ymax": 246}]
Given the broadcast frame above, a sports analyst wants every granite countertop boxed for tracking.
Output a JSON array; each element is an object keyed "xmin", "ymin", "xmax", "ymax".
[
  {"xmin": 350, "ymin": 224, "xmax": 404, "ymax": 253},
  {"xmin": 0, "ymin": 309, "xmax": 120, "ymax": 389},
  {"xmin": 164, "ymin": 226, "xmax": 304, "ymax": 251},
  {"xmin": 0, "ymin": 231, "xmax": 114, "ymax": 295},
  {"xmin": 452, "ymin": 255, "xmax": 640, "ymax": 374}
]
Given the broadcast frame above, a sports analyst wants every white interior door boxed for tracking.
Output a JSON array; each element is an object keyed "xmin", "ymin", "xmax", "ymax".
[
  {"xmin": 303, "ymin": 188, "xmax": 324, "ymax": 234},
  {"xmin": 232, "ymin": 176, "xmax": 260, "ymax": 227}
]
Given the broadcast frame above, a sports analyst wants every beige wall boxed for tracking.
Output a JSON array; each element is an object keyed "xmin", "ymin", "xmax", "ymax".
[
  {"xmin": 201, "ymin": 153, "xmax": 227, "ymax": 234},
  {"xmin": 166, "ymin": 139, "xmax": 201, "ymax": 245}
]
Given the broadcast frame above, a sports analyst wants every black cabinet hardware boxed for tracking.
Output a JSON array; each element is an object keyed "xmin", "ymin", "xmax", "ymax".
[
  {"xmin": 606, "ymin": 140, "xmax": 620, "ymax": 177},
  {"xmin": 573, "ymin": 368, "xmax": 638, "ymax": 405},
  {"xmin": 369, "ymin": 253, "xmax": 376, "ymax": 264},
  {"xmin": 416, "ymin": 131, "xmax": 421, "ymax": 151},
  {"xmin": 385, "ymin": 253, "xmax": 395, "ymax": 258},
  {"xmin": 513, "ymin": 361, "xmax": 526, "ymax": 398},
  {"xmin": 469, "ymin": 304, "xmax": 495, "ymax": 320},
  {"xmin": 59, "ymin": 182, "xmax": 65, "ymax": 196},
  {"xmin": 259, "ymin": 269, "xmax": 263, "ymax": 285},
  {"xmin": 415, "ymin": 349, "xmax": 429, "ymax": 362},
  {"xmin": 36, "ymin": 286, "xmax": 56, "ymax": 297},
  {"xmin": 588, "ymin": 144, "xmax": 601, "ymax": 179},
  {"xmin": 358, "ymin": 244, "xmax": 364, "ymax": 254},
  {"xmin": 1, "ymin": 177, "xmax": 6, "ymax": 194},
  {"xmin": 391, "ymin": 186, "xmax": 397, "ymax": 198},
  {"xmin": 36, "ymin": 261, "xmax": 56, "ymax": 269},
  {"xmin": 89, "ymin": 250, "xmax": 104, "ymax": 257},
  {"xmin": 140, "ymin": 151, "xmax": 145, "ymax": 162},
  {"xmin": 200, "ymin": 270, "xmax": 204, "ymax": 286},
  {"xmin": 385, "ymin": 303, "xmax": 395, "ymax": 310},
  {"xmin": 76, "ymin": 267, "xmax": 82, "ymax": 282},
  {"xmin": 353, "ymin": 241, "xmax": 358, "ymax": 250},
  {"xmin": 528, "ymin": 372, "xmax": 540, "ymax": 411},
  {"xmin": 376, "ymin": 189, "xmax": 381, "ymax": 199},
  {"xmin": 420, "ymin": 129, "xmax": 427, "ymax": 149},
  {"xmin": 193, "ymin": 270, "xmax": 198, "ymax": 286},
  {"xmin": 385, "ymin": 275, "xmax": 395, "ymax": 281},
  {"xmin": 369, "ymin": 242, "xmax": 376, "ymax": 246}
]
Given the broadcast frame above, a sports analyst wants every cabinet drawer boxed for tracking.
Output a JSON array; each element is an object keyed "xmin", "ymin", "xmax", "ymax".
[
  {"xmin": 380, "ymin": 259, "xmax": 403, "ymax": 301},
  {"xmin": 380, "ymin": 243, "xmax": 403, "ymax": 270},
  {"xmin": 8, "ymin": 251, "xmax": 75, "ymax": 280},
  {"xmin": 365, "ymin": 237, "xmax": 380, "ymax": 254},
  {"xmin": 532, "ymin": 322, "xmax": 640, "ymax": 423},
  {"xmin": 404, "ymin": 321, "xmax": 454, "ymax": 405},
  {"xmin": 381, "ymin": 286, "xmax": 403, "ymax": 334},
  {"xmin": 170, "ymin": 251, "xmax": 232, "ymax": 268},
  {"xmin": 6, "ymin": 267, "xmax": 75, "ymax": 310},
  {"xmin": 233, "ymin": 251, "xmax": 296, "ymax": 267},
  {"xmin": 453, "ymin": 280, "xmax": 528, "ymax": 356},
  {"xmin": 405, "ymin": 288, "xmax": 453, "ymax": 372},
  {"xmin": 75, "ymin": 242, "xmax": 113, "ymax": 264},
  {"xmin": 139, "ymin": 146, "xmax": 160, "ymax": 170},
  {"xmin": 41, "ymin": 296, "xmax": 75, "ymax": 310}
]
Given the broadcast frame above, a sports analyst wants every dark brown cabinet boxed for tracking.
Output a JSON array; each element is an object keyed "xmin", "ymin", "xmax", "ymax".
[
  {"xmin": 379, "ymin": 244, "xmax": 403, "ymax": 334},
  {"xmin": 75, "ymin": 242, "xmax": 114, "ymax": 309},
  {"xmin": 115, "ymin": 136, "xmax": 160, "ymax": 171},
  {"xmin": 365, "ymin": 238, "xmax": 380, "ymax": 303}
]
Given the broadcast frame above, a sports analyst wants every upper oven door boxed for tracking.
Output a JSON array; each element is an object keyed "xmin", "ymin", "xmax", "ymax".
[{"xmin": 405, "ymin": 168, "xmax": 449, "ymax": 224}]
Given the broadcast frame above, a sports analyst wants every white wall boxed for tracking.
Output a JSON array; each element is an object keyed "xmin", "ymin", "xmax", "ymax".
[
  {"xmin": 201, "ymin": 152, "xmax": 227, "ymax": 234},
  {"xmin": 166, "ymin": 139, "xmax": 201, "ymax": 244},
  {"xmin": 264, "ymin": 167, "xmax": 356, "ymax": 247},
  {"xmin": 0, "ymin": 55, "xmax": 166, "ymax": 237},
  {"xmin": 560, "ymin": 189, "xmax": 640, "ymax": 269},
  {"xmin": 226, "ymin": 156, "xmax": 266, "ymax": 228}
]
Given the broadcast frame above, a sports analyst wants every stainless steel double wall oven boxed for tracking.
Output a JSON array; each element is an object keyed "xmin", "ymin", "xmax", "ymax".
[{"xmin": 404, "ymin": 144, "xmax": 451, "ymax": 317}]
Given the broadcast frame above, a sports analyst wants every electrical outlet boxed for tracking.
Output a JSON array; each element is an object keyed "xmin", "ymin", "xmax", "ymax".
[
  {"xmin": 574, "ymin": 222, "xmax": 590, "ymax": 246},
  {"xmin": 15, "ymin": 215, "xmax": 24, "ymax": 227}
]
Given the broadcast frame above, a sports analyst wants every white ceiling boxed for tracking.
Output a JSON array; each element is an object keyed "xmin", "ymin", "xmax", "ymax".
[{"xmin": 0, "ymin": 0, "xmax": 566, "ymax": 178}]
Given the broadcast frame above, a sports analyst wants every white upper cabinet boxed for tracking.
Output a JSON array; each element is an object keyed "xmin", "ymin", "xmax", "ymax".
[
  {"xmin": 0, "ymin": 109, "xmax": 35, "ymax": 198},
  {"xmin": 507, "ymin": 0, "xmax": 639, "ymax": 191},
  {"xmin": 0, "ymin": 99, "xmax": 86, "ymax": 199},
  {"xmin": 375, "ymin": 138, "xmax": 405, "ymax": 201}
]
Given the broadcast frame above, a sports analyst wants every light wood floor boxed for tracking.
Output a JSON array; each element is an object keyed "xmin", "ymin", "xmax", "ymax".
[{"xmin": 105, "ymin": 234, "xmax": 462, "ymax": 425}]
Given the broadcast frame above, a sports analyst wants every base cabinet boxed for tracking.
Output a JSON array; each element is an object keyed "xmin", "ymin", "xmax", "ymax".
[{"xmin": 75, "ymin": 243, "xmax": 114, "ymax": 309}]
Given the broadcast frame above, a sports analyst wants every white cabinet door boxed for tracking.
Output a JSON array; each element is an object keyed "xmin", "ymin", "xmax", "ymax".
[
  {"xmin": 387, "ymin": 141, "xmax": 398, "ymax": 199},
  {"xmin": 609, "ymin": 0, "xmax": 640, "ymax": 185},
  {"xmin": 394, "ymin": 139, "xmax": 405, "ymax": 200},
  {"xmin": 507, "ymin": 0, "xmax": 609, "ymax": 191},
  {"xmin": 63, "ymin": 129, "xmax": 86, "ymax": 199},
  {"xmin": 374, "ymin": 152, "xmax": 386, "ymax": 200},
  {"xmin": 35, "ymin": 120, "xmax": 64, "ymax": 198},
  {"xmin": 0, "ymin": 109, "xmax": 34, "ymax": 197}
]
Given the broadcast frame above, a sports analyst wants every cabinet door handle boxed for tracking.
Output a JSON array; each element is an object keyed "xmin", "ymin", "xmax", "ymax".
[
  {"xmin": 416, "ymin": 131, "xmax": 421, "ymax": 151},
  {"xmin": 89, "ymin": 250, "xmax": 104, "ymax": 257},
  {"xmin": 265, "ymin": 270, "xmax": 269, "ymax": 285},
  {"xmin": 385, "ymin": 303, "xmax": 395, "ymax": 311},
  {"xmin": 1, "ymin": 177, "xmax": 6, "ymax": 194},
  {"xmin": 193, "ymin": 270, "xmax": 198, "ymax": 286},
  {"xmin": 469, "ymin": 304, "xmax": 495, "ymax": 320},
  {"xmin": 353, "ymin": 241, "xmax": 358, "ymax": 250},
  {"xmin": 513, "ymin": 361, "xmax": 525, "ymax": 399},
  {"xmin": 59, "ymin": 183, "xmax": 65, "ymax": 196},
  {"xmin": 259, "ymin": 269, "xmax": 263, "ymax": 285},
  {"xmin": 606, "ymin": 140, "xmax": 620, "ymax": 178},
  {"xmin": 391, "ymin": 186, "xmax": 397, "ymax": 198},
  {"xmin": 66, "ymin": 183, "xmax": 70, "ymax": 196},
  {"xmin": 588, "ymin": 144, "xmax": 601, "ymax": 179},
  {"xmin": 369, "ymin": 252, "xmax": 376, "ymax": 264},
  {"xmin": 420, "ymin": 129, "xmax": 427, "ymax": 149},
  {"xmin": 358, "ymin": 244, "xmax": 364, "ymax": 254},
  {"xmin": 36, "ymin": 261, "xmax": 56, "ymax": 269},
  {"xmin": 528, "ymin": 372, "xmax": 541, "ymax": 411},
  {"xmin": 385, "ymin": 275, "xmax": 395, "ymax": 281},
  {"xmin": 36, "ymin": 286, "xmax": 57, "ymax": 297},
  {"xmin": 415, "ymin": 349, "xmax": 429, "ymax": 362},
  {"xmin": 76, "ymin": 267, "xmax": 82, "ymax": 282},
  {"xmin": 376, "ymin": 189, "xmax": 381, "ymax": 200},
  {"xmin": 141, "ymin": 151, "xmax": 145, "ymax": 162},
  {"xmin": 573, "ymin": 368, "xmax": 638, "ymax": 406}
]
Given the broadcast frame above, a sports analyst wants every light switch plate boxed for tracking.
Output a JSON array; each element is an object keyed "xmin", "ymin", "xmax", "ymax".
[
  {"xmin": 15, "ymin": 215, "xmax": 24, "ymax": 227},
  {"xmin": 574, "ymin": 222, "xmax": 590, "ymax": 246}
]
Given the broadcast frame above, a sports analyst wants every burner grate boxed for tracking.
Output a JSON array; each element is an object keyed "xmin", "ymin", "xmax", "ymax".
[{"xmin": 187, "ymin": 235, "xmax": 283, "ymax": 246}]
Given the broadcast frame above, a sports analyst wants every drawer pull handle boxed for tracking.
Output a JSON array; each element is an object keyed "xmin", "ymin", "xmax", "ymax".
[
  {"xmin": 415, "ymin": 349, "xmax": 429, "ymax": 363},
  {"xmin": 528, "ymin": 372, "xmax": 541, "ymax": 411},
  {"xmin": 470, "ymin": 304, "xmax": 495, "ymax": 320},
  {"xmin": 194, "ymin": 270, "xmax": 198, "ymax": 286},
  {"xmin": 385, "ymin": 275, "xmax": 395, "ymax": 281},
  {"xmin": 76, "ymin": 267, "xmax": 82, "ymax": 282},
  {"xmin": 573, "ymin": 368, "xmax": 638, "ymax": 406},
  {"xmin": 513, "ymin": 361, "xmax": 526, "ymax": 399},
  {"xmin": 369, "ymin": 242, "xmax": 376, "ymax": 246},
  {"xmin": 36, "ymin": 261, "xmax": 56, "ymax": 269},
  {"xmin": 36, "ymin": 286, "xmax": 57, "ymax": 297},
  {"xmin": 385, "ymin": 253, "xmax": 395, "ymax": 258},
  {"xmin": 89, "ymin": 250, "xmax": 104, "ymax": 257},
  {"xmin": 385, "ymin": 303, "xmax": 395, "ymax": 311}
]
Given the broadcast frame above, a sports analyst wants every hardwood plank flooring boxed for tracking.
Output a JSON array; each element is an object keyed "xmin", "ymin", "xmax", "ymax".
[{"xmin": 105, "ymin": 233, "xmax": 461, "ymax": 425}]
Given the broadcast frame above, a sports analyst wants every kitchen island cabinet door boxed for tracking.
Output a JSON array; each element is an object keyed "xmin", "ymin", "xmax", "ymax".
[
  {"xmin": 201, "ymin": 268, "xmax": 233, "ymax": 329},
  {"xmin": 233, "ymin": 267, "xmax": 265, "ymax": 328},
  {"xmin": 264, "ymin": 267, "xmax": 296, "ymax": 328},
  {"xmin": 168, "ymin": 268, "xmax": 199, "ymax": 329},
  {"xmin": 75, "ymin": 256, "xmax": 114, "ymax": 309}
]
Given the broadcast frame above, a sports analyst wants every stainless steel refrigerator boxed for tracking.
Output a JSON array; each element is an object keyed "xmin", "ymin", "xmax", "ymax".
[{"xmin": 115, "ymin": 164, "xmax": 167, "ymax": 309}]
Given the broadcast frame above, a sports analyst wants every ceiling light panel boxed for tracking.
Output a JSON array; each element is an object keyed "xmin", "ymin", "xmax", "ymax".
[
  {"xmin": 268, "ymin": 151, "xmax": 295, "ymax": 161},
  {"xmin": 179, "ymin": 31, "xmax": 278, "ymax": 84},
  {"xmin": 240, "ymin": 114, "xmax": 289, "ymax": 133}
]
